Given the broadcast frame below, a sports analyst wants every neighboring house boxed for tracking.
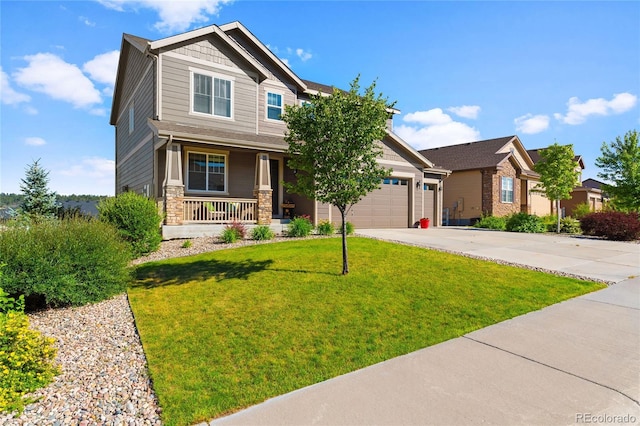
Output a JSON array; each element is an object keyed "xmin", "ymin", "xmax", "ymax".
[
  {"xmin": 562, "ymin": 178, "xmax": 608, "ymax": 216},
  {"xmin": 527, "ymin": 148, "xmax": 602, "ymax": 217},
  {"xmin": 420, "ymin": 136, "xmax": 550, "ymax": 225},
  {"xmin": 110, "ymin": 22, "xmax": 449, "ymax": 239}
]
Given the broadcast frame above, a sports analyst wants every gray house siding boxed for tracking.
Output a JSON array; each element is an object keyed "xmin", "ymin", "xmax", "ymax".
[
  {"xmin": 115, "ymin": 50, "xmax": 155, "ymax": 195},
  {"xmin": 160, "ymin": 46, "xmax": 257, "ymax": 134}
]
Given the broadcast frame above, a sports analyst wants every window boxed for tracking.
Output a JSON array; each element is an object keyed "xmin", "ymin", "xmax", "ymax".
[
  {"xmin": 192, "ymin": 72, "xmax": 232, "ymax": 118},
  {"xmin": 187, "ymin": 152, "xmax": 227, "ymax": 192},
  {"xmin": 267, "ymin": 92, "xmax": 283, "ymax": 120},
  {"xmin": 501, "ymin": 176, "xmax": 514, "ymax": 203}
]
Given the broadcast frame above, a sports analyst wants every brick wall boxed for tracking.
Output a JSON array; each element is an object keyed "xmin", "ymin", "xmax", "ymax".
[{"xmin": 482, "ymin": 162, "xmax": 520, "ymax": 217}]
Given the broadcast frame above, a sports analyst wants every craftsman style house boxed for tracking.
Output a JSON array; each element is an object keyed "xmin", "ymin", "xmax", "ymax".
[
  {"xmin": 110, "ymin": 22, "xmax": 449, "ymax": 238},
  {"xmin": 420, "ymin": 136, "xmax": 552, "ymax": 225}
]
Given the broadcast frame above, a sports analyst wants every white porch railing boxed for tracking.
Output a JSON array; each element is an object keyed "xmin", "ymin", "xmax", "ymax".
[{"xmin": 183, "ymin": 197, "xmax": 257, "ymax": 223}]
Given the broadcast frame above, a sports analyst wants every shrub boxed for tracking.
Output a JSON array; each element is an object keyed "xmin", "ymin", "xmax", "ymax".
[
  {"xmin": 338, "ymin": 221, "xmax": 355, "ymax": 235},
  {"xmin": 221, "ymin": 222, "xmax": 247, "ymax": 244},
  {"xmin": 505, "ymin": 213, "xmax": 546, "ymax": 233},
  {"xmin": 560, "ymin": 217, "xmax": 581, "ymax": 234},
  {"xmin": 0, "ymin": 286, "xmax": 59, "ymax": 415},
  {"xmin": 0, "ymin": 218, "xmax": 132, "ymax": 308},
  {"xmin": 580, "ymin": 211, "xmax": 640, "ymax": 241},
  {"xmin": 287, "ymin": 216, "xmax": 313, "ymax": 237},
  {"xmin": 572, "ymin": 202, "xmax": 593, "ymax": 220},
  {"xmin": 474, "ymin": 215, "xmax": 506, "ymax": 230},
  {"xmin": 97, "ymin": 192, "xmax": 163, "ymax": 257},
  {"xmin": 181, "ymin": 240, "xmax": 192, "ymax": 249},
  {"xmin": 316, "ymin": 220, "xmax": 335, "ymax": 236},
  {"xmin": 540, "ymin": 215, "xmax": 558, "ymax": 232},
  {"xmin": 251, "ymin": 225, "xmax": 275, "ymax": 241}
]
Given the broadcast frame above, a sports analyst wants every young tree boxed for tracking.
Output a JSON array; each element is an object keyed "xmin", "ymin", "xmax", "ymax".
[
  {"xmin": 533, "ymin": 143, "xmax": 580, "ymax": 233},
  {"xmin": 282, "ymin": 76, "xmax": 392, "ymax": 274},
  {"xmin": 595, "ymin": 130, "xmax": 640, "ymax": 212},
  {"xmin": 19, "ymin": 159, "xmax": 59, "ymax": 221}
]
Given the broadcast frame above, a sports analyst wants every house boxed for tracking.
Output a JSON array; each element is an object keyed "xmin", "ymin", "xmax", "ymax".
[
  {"xmin": 110, "ymin": 22, "xmax": 449, "ymax": 239},
  {"xmin": 527, "ymin": 147, "xmax": 605, "ymax": 217},
  {"xmin": 420, "ymin": 136, "xmax": 551, "ymax": 225},
  {"xmin": 562, "ymin": 178, "xmax": 608, "ymax": 216}
]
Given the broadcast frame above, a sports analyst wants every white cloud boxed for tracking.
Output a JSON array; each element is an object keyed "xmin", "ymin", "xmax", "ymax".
[
  {"xmin": 97, "ymin": 0, "xmax": 233, "ymax": 33},
  {"xmin": 396, "ymin": 108, "xmax": 480, "ymax": 150},
  {"xmin": 447, "ymin": 105, "xmax": 480, "ymax": 119},
  {"xmin": 1, "ymin": 67, "xmax": 31, "ymax": 105},
  {"xmin": 83, "ymin": 50, "xmax": 119, "ymax": 87},
  {"xmin": 514, "ymin": 114, "xmax": 550, "ymax": 134},
  {"xmin": 54, "ymin": 157, "xmax": 115, "ymax": 195},
  {"xmin": 280, "ymin": 57, "xmax": 290, "ymax": 67},
  {"xmin": 554, "ymin": 92, "xmax": 638, "ymax": 125},
  {"xmin": 13, "ymin": 53, "xmax": 102, "ymax": 109},
  {"xmin": 296, "ymin": 48, "xmax": 312, "ymax": 62},
  {"xmin": 79, "ymin": 16, "xmax": 96, "ymax": 27},
  {"xmin": 24, "ymin": 137, "xmax": 46, "ymax": 146}
]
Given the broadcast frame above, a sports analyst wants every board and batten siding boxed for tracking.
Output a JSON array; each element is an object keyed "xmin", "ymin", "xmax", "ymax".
[
  {"xmin": 116, "ymin": 58, "xmax": 155, "ymax": 195},
  {"xmin": 159, "ymin": 46, "xmax": 257, "ymax": 134}
]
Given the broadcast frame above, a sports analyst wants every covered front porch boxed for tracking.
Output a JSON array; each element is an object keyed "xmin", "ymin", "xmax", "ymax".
[{"xmin": 158, "ymin": 140, "xmax": 313, "ymax": 239}]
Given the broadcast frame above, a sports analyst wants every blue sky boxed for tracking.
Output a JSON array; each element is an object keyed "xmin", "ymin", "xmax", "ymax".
[{"xmin": 1, "ymin": 0, "xmax": 638, "ymax": 195}]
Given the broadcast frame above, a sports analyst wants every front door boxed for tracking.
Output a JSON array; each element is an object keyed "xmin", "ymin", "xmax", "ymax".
[{"xmin": 270, "ymin": 159, "xmax": 280, "ymax": 217}]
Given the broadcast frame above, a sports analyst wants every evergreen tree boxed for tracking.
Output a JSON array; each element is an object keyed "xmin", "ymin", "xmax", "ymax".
[{"xmin": 19, "ymin": 159, "xmax": 59, "ymax": 220}]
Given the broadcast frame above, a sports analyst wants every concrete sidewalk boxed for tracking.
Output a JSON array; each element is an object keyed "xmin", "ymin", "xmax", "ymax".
[{"xmin": 212, "ymin": 228, "xmax": 639, "ymax": 425}]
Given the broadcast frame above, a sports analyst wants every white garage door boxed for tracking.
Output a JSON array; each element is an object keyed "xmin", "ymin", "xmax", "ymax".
[{"xmin": 334, "ymin": 178, "xmax": 410, "ymax": 228}]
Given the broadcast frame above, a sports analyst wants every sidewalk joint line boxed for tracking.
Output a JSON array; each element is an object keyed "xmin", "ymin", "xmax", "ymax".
[
  {"xmin": 579, "ymin": 297, "xmax": 640, "ymax": 311},
  {"xmin": 462, "ymin": 336, "xmax": 640, "ymax": 407}
]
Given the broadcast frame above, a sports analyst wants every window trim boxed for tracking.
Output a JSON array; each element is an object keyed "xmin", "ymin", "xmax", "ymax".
[
  {"xmin": 185, "ymin": 150, "xmax": 229, "ymax": 194},
  {"xmin": 189, "ymin": 68, "xmax": 235, "ymax": 120},
  {"xmin": 501, "ymin": 176, "xmax": 514, "ymax": 203},
  {"xmin": 265, "ymin": 90, "xmax": 284, "ymax": 121}
]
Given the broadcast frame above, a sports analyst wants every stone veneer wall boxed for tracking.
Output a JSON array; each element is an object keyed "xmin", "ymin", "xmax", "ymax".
[
  {"xmin": 164, "ymin": 185, "xmax": 184, "ymax": 225},
  {"xmin": 254, "ymin": 189, "xmax": 272, "ymax": 224}
]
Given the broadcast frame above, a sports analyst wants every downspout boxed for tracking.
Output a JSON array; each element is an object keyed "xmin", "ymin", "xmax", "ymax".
[{"xmin": 145, "ymin": 49, "xmax": 159, "ymax": 120}]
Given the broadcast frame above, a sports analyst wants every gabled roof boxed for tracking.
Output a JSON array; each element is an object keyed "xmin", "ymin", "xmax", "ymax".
[
  {"xmin": 219, "ymin": 21, "xmax": 307, "ymax": 91},
  {"xmin": 582, "ymin": 178, "xmax": 606, "ymax": 190},
  {"xmin": 385, "ymin": 131, "xmax": 436, "ymax": 169},
  {"xmin": 527, "ymin": 147, "xmax": 585, "ymax": 169},
  {"xmin": 420, "ymin": 136, "xmax": 526, "ymax": 171}
]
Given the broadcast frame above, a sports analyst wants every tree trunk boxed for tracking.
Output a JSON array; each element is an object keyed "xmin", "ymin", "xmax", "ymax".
[
  {"xmin": 339, "ymin": 207, "xmax": 349, "ymax": 275},
  {"xmin": 556, "ymin": 199, "xmax": 561, "ymax": 233}
]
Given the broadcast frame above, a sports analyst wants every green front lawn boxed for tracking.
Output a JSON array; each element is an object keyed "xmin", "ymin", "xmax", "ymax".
[{"xmin": 128, "ymin": 237, "xmax": 604, "ymax": 425}]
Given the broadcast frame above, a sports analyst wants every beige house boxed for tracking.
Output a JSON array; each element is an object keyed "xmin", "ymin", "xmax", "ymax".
[
  {"xmin": 110, "ymin": 22, "xmax": 449, "ymax": 239},
  {"xmin": 420, "ymin": 136, "xmax": 551, "ymax": 225},
  {"xmin": 562, "ymin": 178, "xmax": 608, "ymax": 216}
]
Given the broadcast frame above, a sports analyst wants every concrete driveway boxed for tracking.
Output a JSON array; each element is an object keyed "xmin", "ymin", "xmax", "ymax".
[{"xmin": 211, "ymin": 228, "xmax": 639, "ymax": 426}]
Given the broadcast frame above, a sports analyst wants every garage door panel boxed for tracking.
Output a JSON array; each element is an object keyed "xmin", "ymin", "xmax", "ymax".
[{"xmin": 333, "ymin": 179, "xmax": 409, "ymax": 228}]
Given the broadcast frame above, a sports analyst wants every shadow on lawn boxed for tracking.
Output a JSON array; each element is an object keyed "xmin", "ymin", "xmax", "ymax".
[{"xmin": 132, "ymin": 258, "xmax": 275, "ymax": 288}]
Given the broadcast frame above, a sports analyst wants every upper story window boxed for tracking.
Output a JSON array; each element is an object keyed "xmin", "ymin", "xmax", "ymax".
[
  {"xmin": 501, "ymin": 176, "xmax": 514, "ymax": 203},
  {"xmin": 186, "ymin": 151, "xmax": 227, "ymax": 193},
  {"xmin": 267, "ymin": 92, "xmax": 283, "ymax": 120},
  {"xmin": 192, "ymin": 70, "xmax": 233, "ymax": 118}
]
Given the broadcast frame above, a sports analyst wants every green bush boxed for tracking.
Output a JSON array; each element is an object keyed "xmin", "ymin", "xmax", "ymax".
[
  {"xmin": 316, "ymin": 220, "xmax": 335, "ymax": 235},
  {"xmin": 287, "ymin": 216, "xmax": 313, "ymax": 237},
  {"xmin": 338, "ymin": 221, "xmax": 355, "ymax": 235},
  {"xmin": 0, "ymin": 218, "xmax": 132, "ymax": 308},
  {"xmin": 541, "ymin": 215, "xmax": 558, "ymax": 232},
  {"xmin": 474, "ymin": 215, "xmax": 506, "ymax": 230},
  {"xmin": 220, "ymin": 222, "xmax": 247, "ymax": 243},
  {"xmin": 560, "ymin": 217, "xmax": 581, "ymax": 234},
  {"xmin": 0, "ymin": 286, "xmax": 59, "ymax": 415},
  {"xmin": 505, "ymin": 213, "xmax": 546, "ymax": 233},
  {"xmin": 251, "ymin": 225, "xmax": 275, "ymax": 241},
  {"xmin": 97, "ymin": 192, "xmax": 163, "ymax": 257},
  {"xmin": 181, "ymin": 240, "xmax": 192, "ymax": 249},
  {"xmin": 572, "ymin": 202, "xmax": 593, "ymax": 220}
]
